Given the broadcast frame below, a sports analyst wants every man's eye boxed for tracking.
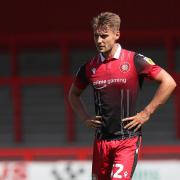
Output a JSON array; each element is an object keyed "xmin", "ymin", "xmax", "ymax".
[
  {"xmin": 94, "ymin": 35, "xmax": 99, "ymax": 39},
  {"xmin": 101, "ymin": 35, "xmax": 108, "ymax": 39}
]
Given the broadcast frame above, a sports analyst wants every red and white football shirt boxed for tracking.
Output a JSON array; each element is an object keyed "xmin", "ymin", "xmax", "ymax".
[{"xmin": 74, "ymin": 44, "xmax": 161, "ymax": 139}]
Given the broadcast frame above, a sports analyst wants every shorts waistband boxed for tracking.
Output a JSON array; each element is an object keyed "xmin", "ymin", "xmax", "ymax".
[{"xmin": 95, "ymin": 131, "xmax": 141, "ymax": 141}]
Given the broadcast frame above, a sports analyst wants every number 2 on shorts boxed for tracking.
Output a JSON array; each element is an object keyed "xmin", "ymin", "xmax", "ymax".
[{"xmin": 111, "ymin": 163, "xmax": 124, "ymax": 179}]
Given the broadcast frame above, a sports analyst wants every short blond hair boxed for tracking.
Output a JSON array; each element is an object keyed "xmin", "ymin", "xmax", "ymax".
[{"xmin": 92, "ymin": 12, "xmax": 121, "ymax": 32}]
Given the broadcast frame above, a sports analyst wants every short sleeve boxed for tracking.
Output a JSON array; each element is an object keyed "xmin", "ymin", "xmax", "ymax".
[
  {"xmin": 134, "ymin": 53, "xmax": 162, "ymax": 79},
  {"xmin": 74, "ymin": 63, "xmax": 89, "ymax": 89}
]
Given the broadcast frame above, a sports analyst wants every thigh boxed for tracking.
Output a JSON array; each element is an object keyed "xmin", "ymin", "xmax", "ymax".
[
  {"xmin": 111, "ymin": 136, "xmax": 142, "ymax": 180},
  {"xmin": 92, "ymin": 140, "xmax": 113, "ymax": 180}
]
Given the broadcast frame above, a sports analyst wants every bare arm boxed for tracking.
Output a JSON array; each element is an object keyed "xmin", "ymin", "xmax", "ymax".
[
  {"xmin": 122, "ymin": 69, "xmax": 177, "ymax": 131},
  {"xmin": 68, "ymin": 84, "xmax": 102, "ymax": 128}
]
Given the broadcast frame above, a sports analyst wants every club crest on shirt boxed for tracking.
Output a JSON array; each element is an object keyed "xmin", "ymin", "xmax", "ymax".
[{"xmin": 120, "ymin": 62, "xmax": 130, "ymax": 73}]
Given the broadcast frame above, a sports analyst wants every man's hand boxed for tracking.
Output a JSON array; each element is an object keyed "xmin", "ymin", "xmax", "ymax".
[
  {"xmin": 122, "ymin": 110, "xmax": 150, "ymax": 132},
  {"xmin": 85, "ymin": 116, "xmax": 103, "ymax": 129}
]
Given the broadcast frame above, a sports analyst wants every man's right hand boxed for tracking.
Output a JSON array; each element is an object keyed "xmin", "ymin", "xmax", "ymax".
[{"xmin": 85, "ymin": 116, "xmax": 103, "ymax": 129}]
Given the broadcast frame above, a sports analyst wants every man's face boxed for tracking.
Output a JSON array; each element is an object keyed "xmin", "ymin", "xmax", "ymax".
[{"xmin": 93, "ymin": 26, "xmax": 120, "ymax": 54}]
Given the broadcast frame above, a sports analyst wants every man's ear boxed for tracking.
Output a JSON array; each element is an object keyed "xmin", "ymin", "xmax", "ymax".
[{"xmin": 115, "ymin": 31, "xmax": 120, "ymax": 40}]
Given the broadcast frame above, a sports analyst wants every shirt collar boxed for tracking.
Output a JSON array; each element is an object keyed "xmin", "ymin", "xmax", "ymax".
[{"xmin": 100, "ymin": 44, "xmax": 122, "ymax": 62}]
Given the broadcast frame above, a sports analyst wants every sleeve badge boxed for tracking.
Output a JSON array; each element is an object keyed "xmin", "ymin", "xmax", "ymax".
[{"xmin": 144, "ymin": 57, "xmax": 155, "ymax": 65}]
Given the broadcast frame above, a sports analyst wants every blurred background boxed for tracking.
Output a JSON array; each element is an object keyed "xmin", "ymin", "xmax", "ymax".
[{"xmin": 0, "ymin": 0, "xmax": 179, "ymax": 179}]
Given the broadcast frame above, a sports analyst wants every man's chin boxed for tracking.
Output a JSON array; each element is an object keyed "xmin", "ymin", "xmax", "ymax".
[{"xmin": 98, "ymin": 49, "xmax": 105, "ymax": 53}]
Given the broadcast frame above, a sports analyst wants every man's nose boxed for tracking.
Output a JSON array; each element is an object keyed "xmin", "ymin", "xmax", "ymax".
[{"xmin": 97, "ymin": 36, "xmax": 102, "ymax": 43}]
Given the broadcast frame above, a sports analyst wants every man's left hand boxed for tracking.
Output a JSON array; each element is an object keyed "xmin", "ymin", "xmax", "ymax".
[{"xmin": 122, "ymin": 110, "xmax": 150, "ymax": 132}]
